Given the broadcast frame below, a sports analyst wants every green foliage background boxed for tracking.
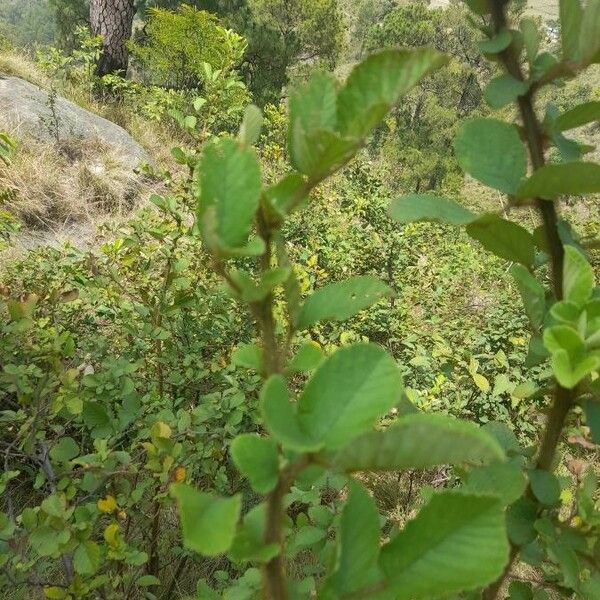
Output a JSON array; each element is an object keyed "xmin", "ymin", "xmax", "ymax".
[{"xmin": 0, "ymin": 0, "xmax": 599, "ymax": 599}]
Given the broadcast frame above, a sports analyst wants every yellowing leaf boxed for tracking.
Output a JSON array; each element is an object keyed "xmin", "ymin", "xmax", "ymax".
[
  {"xmin": 44, "ymin": 588, "xmax": 67, "ymax": 599},
  {"xmin": 472, "ymin": 373, "xmax": 490, "ymax": 393},
  {"xmin": 152, "ymin": 421, "xmax": 172, "ymax": 440},
  {"xmin": 103, "ymin": 522, "xmax": 121, "ymax": 547},
  {"xmin": 97, "ymin": 495, "xmax": 117, "ymax": 513},
  {"xmin": 560, "ymin": 489, "xmax": 573, "ymax": 505},
  {"xmin": 174, "ymin": 466, "xmax": 187, "ymax": 483}
]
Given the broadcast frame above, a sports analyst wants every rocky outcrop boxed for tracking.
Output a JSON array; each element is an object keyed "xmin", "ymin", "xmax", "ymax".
[{"xmin": 0, "ymin": 74, "xmax": 150, "ymax": 170}]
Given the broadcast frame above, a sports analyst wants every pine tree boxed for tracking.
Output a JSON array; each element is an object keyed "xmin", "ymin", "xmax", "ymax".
[{"xmin": 90, "ymin": 0, "xmax": 135, "ymax": 76}]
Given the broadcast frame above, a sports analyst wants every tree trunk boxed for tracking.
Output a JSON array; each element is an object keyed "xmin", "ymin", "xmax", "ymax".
[{"xmin": 90, "ymin": 0, "xmax": 135, "ymax": 77}]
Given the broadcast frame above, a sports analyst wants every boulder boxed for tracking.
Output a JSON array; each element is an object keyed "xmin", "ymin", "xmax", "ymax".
[{"xmin": 0, "ymin": 74, "xmax": 150, "ymax": 170}]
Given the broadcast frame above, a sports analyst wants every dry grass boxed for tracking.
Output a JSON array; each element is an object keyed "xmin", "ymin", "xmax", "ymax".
[
  {"xmin": 0, "ymin": 50, "xmax": 181, "ymax": 251},
  {"xmin": 0, "ymin": 134, "xmax": 156, "ymax": 232},
  {"xmin": 0, "ymin": 50, "xmax": 181, "ymax": 170},
  {"xmin": 0, "ymin": 50, "xmax": 48, "ymax": 88}
]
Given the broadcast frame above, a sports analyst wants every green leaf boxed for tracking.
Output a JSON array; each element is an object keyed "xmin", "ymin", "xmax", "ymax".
[
  {"xmin": 512, "ymin": 381, "xmax": 537, "ymax": 399},
  {"xmin": 197, "ymin": 138, "xmax": 261, "ymax": 250},
  {"xmin": 264, "ymin": 172, "xmax": 307, "ymax": 218},
  {"xmin": 510, "ymin": 264, "xmax": 546, "ymax": 328},
  {"xmin": 291, "ymin": 127, "xmax": 357, "ymax": 179},
  {"xmin": 183, "ymin": 115, "xmax": 197, "ymax": 130},
  {"xmin": 41, "ymin": 493, "xmax": 67, "ymax": 518},
  {"xmin": 260, "ymin": 376, "xmax": 319, "ymax": 452},
  {"xmin": 520, "ymin": 19, "xmax": 540, "ymax": 63},
  {"xmin": 492, "ymin": 373, "xmax": 513, "ymax": 397},
  {"xmin": 528, "ymin": 469, "xmax": 560, "ymax": 506},
  {"xmin": 231, "ymin": 267, "xmax": 291, "ymax": 303},
  {"xmin": 50, "ymin": 437, "xmax": 79, "ymax": 463},
  {"xmin": 544, "ymin": 325, "xmax": 585, "ymax": 355},
  {"xmin": 583, "ymin": 400, "xmax": 600, "ymax": 443},
  {"xmin": 216, "ymin": 236, "xmax": 266, "ymax": 258},
  {"xmin": 30, "ymin": 525, "xmax": 60, "ymax": 556},
  {"xmin": 193, "ymin": 97, "xmax": 207, "ymax": 111},
  {"xmin": 544, "ymin": 326, "xmax": 600, "ymax": 388},
  {"xmin": 531, "ymin": 52, "xmax": 560, "ymax": 82},
  {"xmin": 223, "ymin": 568, "xmax": 262, "ymax": 599},
  {"xmin": 556, "ymin": 101, "xmax": 600, "ymax": 131},
  {"xmin": 455, "ymin": 118, "xmax": 527, "ymax": 194},
  {"xmin": 518, "ymin": 162, "xmax": 600, "ymax": 200},
  {"xmin": 464, "ymin": 459, "xmax": 527, "ymax": 505},
  {"xmin": 580, "ymin": 574, "xmax": 600, "ymax": 600},
  {"xmin": 478, "ymin": 29, "xmax": 512, "ymax": 53},
  {"xmin": 324, "ymin": 481, "xmax": 382, "ymax": 596},
  {"xmin": 337, "ymin": 48, "xmax": 448, "ymax": 139},
  {"xmin": 297, "ymin": 276, "xmax": 393, "ymax": 329},
  {"xmin": 580, "ymin": 0, "xmax": 600, "ymax": 61},
  {"xmin": 508, "ymin": 580, "xmax": 533, "ymax": 600},
  {"xmin": 564, "ymin": 246, "xmax": 595, "ymax": 305},
  {"xmin": 231, "ymin": 343, "xmax": 263, "ymax": 372},
  {"xmin": 73, "ymin": 541, "xmax": 101, "ymax": 575},
  {"xmin": 466, "ymin": 214, "xmax": 535, "ymax": 267},
  {"xmin": 389, "ymin": 194, "xmax": 475, "ymax": 226},
  {"xmin": 0, "ymin": 132, "xmax": 16, "ymax": 166},
  {"xmin": 550, "ymin": 300, "xmax": 581, "ymax": 325},
  {"xmin": 485, "ymin": 75, "xmax": 529, "ymax": 109},
  {"xmin": 238, "ymin": 104, "xmax": 263, "ymax": 147},
  {"xmin": 82, "ymin": 401, "xmax": 111, "ymax": 436},
  {"xmin": 549, "ymin": 542, "xmax": 580, "ymax": 589},
  {"xmin": 171, "ymin": 484, "xmax": 241, "ymax": 556},
  {"xmin": 483, "ymin": 421, "xmax": 522, "ymax": 455},
  {"xmin": 286, "ymin": 341, "xmax": 323, "ymax": 374},
  {"xmin": 0, "ymin": 512, "xmax": 15, "ymax": 540},
  {"xmin": 230, "ymin": 504, "xmax": 279, "ymax": 563},
  {"xmin": 560, "ymin": 0, "xmax": 583, "ymax": 60},
  {"xmin": 136, "ymin": 575, "xmax": 161, "ymax": 587},
  {"xmin": 289, "ymin": 71, "xmax": 338, "ymax": 137},
  {"xmin": 289, "ymin": 526, "xmax": 326, "ymax": 555},
  {"xmin": 288, "ymin": 72, "xmax": 356, "ymax": 178},
  {"xmin": 334, "ymin": 413, "xmax": 504, "ymax": 472},
  {"xmin": 297, "ymin": 343, "xmax": 403, "ymax": 450},
  {"xmin": 230, "ymin": 434, "xmax": 279, "ymax": 494},
  {"xmin": 380, "ymin": 491, "xmax": 509, "ymax": 599},
  {"xmin": 170, "ymin": 147, "xmax": 187, "ymax": 164}
]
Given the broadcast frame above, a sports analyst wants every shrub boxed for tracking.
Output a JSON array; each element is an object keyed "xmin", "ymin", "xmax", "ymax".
[
  {"xmin": 130, "ymin": 4, "xmax": 247, "ymax": 90},
  {"xmin": 1, "ymin": 0, "xmax": 600, "ymax": 598}
]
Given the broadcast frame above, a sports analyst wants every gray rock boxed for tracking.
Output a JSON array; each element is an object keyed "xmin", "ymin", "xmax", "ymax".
[{"xmin": 0, "ymin": 74, "xmax": 150, "ymax": 169}]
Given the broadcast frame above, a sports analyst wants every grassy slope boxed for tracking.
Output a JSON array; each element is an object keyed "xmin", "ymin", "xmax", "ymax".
[{"xmin": 0, "ymin": 51, "xmax": 183, "ymax": 248}]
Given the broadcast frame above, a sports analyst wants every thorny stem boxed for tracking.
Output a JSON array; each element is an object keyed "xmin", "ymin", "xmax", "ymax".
[{"xmin": 483, "ymin": 1, "xmax": 575, "ymax": 597}]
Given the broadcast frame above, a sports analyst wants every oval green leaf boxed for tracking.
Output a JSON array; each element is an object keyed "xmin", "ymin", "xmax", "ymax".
[
  {"xmin": 455, "ymin": 118, "xmax": 527, "ymax": 195},
  {"xmin": 334, "ymin": 413, "xmax": 504, "ymax": 472},
  {"xmin": 298, "ymin": 343, "xmax": 403, "ymax": 450}
]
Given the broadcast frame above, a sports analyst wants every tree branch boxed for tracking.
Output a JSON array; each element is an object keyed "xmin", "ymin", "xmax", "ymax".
[{"xmin": 482, "ymin": 2, "xmax": 575, "ymax": 597}]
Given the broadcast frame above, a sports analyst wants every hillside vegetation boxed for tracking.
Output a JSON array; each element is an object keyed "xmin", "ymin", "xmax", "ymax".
[{"xmin": 0, "ymin": 1, "xmax": 599, "ymax": 600}]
